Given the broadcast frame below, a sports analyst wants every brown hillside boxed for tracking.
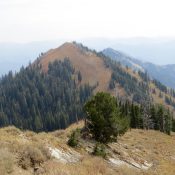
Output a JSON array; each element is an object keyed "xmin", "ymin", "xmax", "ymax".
[{"xmin": 39, "ymin": 42, "xmax": 112, "ymax": 92}]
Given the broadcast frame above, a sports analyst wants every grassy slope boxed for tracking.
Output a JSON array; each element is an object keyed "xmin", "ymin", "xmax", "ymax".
[
  {"xmin": 0, "ymin": 123, "xmax": 175, "ymax": 175},
  {"xmin": 39, "ymin": 42, "xmax": 112, "ymax": 93}
]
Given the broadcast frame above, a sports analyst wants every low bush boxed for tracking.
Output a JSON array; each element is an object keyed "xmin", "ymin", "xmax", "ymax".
[
  {"xmin": 67, "ymin": 129, "xmax": 81, "ymax": 147},
  {"xmin": 93, "ymin": 143, "xmax": 107, "ymax": 158}
]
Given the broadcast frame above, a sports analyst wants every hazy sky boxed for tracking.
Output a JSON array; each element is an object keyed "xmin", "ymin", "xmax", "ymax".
[{"xmin": 1, "ymin": 0, "xmax": 175, "ymax": 42}]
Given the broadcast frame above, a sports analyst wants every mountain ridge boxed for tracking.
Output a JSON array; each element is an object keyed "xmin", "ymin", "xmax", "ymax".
[
  {"xmin": 38, "ymin": 42, "xmax": 175, "ymax": 112},
  {"xmin": 102, "ymin": 47, "xmax": 175, "ymax": 89},
  {"xmin": 38, "ymin": 42, "xmax": 112, "ymax": 92}
]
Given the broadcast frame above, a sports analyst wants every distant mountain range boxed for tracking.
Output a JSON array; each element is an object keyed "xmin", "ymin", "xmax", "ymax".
[
  {"xmin": 102, "ymin": 48, "xmax": 175, "ymax": 89},
  {"xmin": 81, "ymin": 37, "xmax": 175, "ymax": 65},
  {"xmin": 0, "ymin": 40, "xmax": 64, "ymax": 76}
]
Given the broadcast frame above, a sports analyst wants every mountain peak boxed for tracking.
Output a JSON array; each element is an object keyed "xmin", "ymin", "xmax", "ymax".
[{"xmin": 38, "ymin": 42, "xmax": 112, "ymax": 92}]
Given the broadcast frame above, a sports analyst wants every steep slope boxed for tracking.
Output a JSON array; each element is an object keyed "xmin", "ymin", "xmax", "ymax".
[
  {"xmin": 0, "ymin": 59, "xmax": 93, "ymax": 131},
  {"xmin": 39, "ymin": 42, "xmax": 112, "ymax": 92}
]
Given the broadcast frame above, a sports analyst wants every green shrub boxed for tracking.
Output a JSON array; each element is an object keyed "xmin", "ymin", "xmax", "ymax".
[
  {"xmin": 118, "ymin": 117, "xmax": 130, "ymax": 135},
  {"xmin": 93, "ymin": 143, "xmax": 107, "ymax": 158},
  {"xmin": 84, "ymin": 92, "xmax": 129, "ymax": 143},
  {"xmin": 67, "ymin": 129, "xmax": 81, "ymax": 147}
]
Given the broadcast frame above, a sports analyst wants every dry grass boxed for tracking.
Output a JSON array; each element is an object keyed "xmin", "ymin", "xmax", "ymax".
[
  {"xmin": 0, "ymin": 148, "xmax": 14, "ymax": 175},
  {"xmin": 1, "ymin": 124, "xmax": 175, "ymax": 175},
  {"xmin": 116, "ymin": 129, "xmax": 175, "ymax": 175},
  {"xmin": 39, "ymin": 42, "xmax": 112, "ymax": 92},
  {"xmin": 18, "ymin": 144, "xmax": 51, "ymax": 169},
  {"xmin": 44, "ymin": 156, "xmax": 111, "ymax": 175}
]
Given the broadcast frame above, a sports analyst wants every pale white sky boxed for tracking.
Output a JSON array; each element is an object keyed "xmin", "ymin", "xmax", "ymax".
[{"xmin": 0, "ymin": 0, "xmax": 175, "ymax": 42}]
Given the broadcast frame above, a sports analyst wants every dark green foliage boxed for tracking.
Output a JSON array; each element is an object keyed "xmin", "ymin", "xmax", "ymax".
[
  {"xmin": 159, "ymin": 92, "xmax": 163, "ymax": 98},
  {"xmin": 109, "ymin": 79, "xmax": 115, "ymax": 89},
  {"xmin": 138, "ymin": 71, "xmax": 150, "ymax": 82},
  {"xmin": 67, "ymin": 129, "xmax": 81, "ymax": 147},
  {"xmin": 99, "ymin": 52, "xmax": 150, "ymax": 103},
  {"xmin": 119, "ymin": 101, "xmax": 173, "ymax": 135},
  {"xmin": 164, "ymin": 109, "xmax": 172, "ymax": 135},
  {"xmin": 165, "ymin": 96, "xmax": 172, "ymax": 105},
  {"xmin": 95, "ymin": 52, "xmax": 174, "ymax": 135},
  {"xmin": 0, "ymin": 59, "xmax": 93, "ymax": 131},
  {"xmin": 117, "ymin": 116, "xmax": 130, "ymax": 135},
  {"xmin": 129, "ymin": 103, "xmax": 143, "ymax": 129},
  {"xmin": 78, "ymin": 71, "xmax": 82, "ymax": 82},
  {"xmin": 164, "ymin": 95, "xmax": 175, "ymax": 108},
  {"xmin": 93, "ymin": 143, "xmax": 107, "ymax": 158},
  {"xmin": 172, "ymin": 119, "xmax": 175, "ymax": 132},
  {"xmin": 0, "ymin": 112, "xmax": 8, "ymax": 126},
  {"xmin": 98, "ymin": 51, "xmax": 175, "ymax": 113},
  {"xmin": 84, "ymin": 92, "xmax": 129, "ymax": 143},
  {"xmin": 153, "ymin": 79, "xmax": 167, "ymax": 93}
]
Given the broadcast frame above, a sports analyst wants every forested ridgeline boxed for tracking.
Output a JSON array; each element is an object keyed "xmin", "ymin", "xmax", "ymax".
[
  {"xmin": 0, "ymin": 58, "xmax": 93, "ymax": 131},
  {"xmin": 96, "ymin": 51, "xmax": 175, "ymax": 110},
  {"xmin": 97, "ymin": 52, "xmax": 150, "ymax": 103}
]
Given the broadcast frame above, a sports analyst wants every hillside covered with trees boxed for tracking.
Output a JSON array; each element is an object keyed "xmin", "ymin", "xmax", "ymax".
[
  {"xmin": 0, "ymin": 42, "xmax": 175, "ymax": 134},
  {"xmin": 0, "ymin": 59, "xmax": 93, "ymax": 131}
]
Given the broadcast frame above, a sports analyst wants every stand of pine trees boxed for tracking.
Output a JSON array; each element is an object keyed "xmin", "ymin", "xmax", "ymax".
[
  {"xmin": 119, "ymin": 101, "xmax": 174, "ymax": 135},
  {"xmin": 0, "ymin": 58, "xmax": 93, "ymax": 131}
]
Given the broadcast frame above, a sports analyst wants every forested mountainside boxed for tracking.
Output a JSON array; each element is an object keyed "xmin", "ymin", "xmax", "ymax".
[
  {"xmin": 103, "ymin": 48, "xmax": 175, "ymax": 89},
  {"xmin": 97, "ymin": 50, "xmax": 175, "ymax": 110},
  {"xmin": 0, "ymin": 59, "xmax": 93, "ymax": 131},
  {"xmin": 0, "ymin": 42, "xmax": 175, "ymax": 132}
]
